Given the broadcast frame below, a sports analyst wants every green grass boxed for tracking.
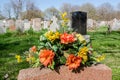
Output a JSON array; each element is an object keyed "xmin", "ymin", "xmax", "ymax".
[
  {"xmin": 0, "ymin": 28, "xmax": 120, "ymax": 80},
  {"xmin": 88, "ymin": 30, "xmax": 120, "ymax": 80},
  {"xmin": 0, "ymin": 31, "xmax": 41, "ymax": 80}
]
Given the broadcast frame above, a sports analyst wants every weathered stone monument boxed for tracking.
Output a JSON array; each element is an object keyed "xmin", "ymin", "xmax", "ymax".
[
  {"xmin": 7, "ymin": 20, "xmax": 15, "ymax": 27},
  {"xmin": 98, "ymin": 21, "xmax": 107, "ymax": 27},
  {"xmin": 16, "ymin": 20, "xmax": 24, "ymax": 32},
  {"xmin": 32, "ymin": 18, "xmax": 42, "ymax": 31},
  {"xmin": 43, "ymin": 21, "xmax": 50, "ymax": 29},
  {"xmin": 111, "ymin": 18, "xmax": 120, "ymax": 31},
  {"xmin": 8, "ymin": 20, "xmax": 16, "ymax": 31},
  {"xmin": 71, "ymin": 11, "xmax": 87, "ymax": 35},
  {"xmin": 0, "ymin": 20, "xmax": 6, "ymax": 34},
  {"xmin": 23, "ymin": 22, "xmax": 31, "ymax": 32},
  {"xmin": 87, "ymin": 19, "xmax": 97, "ymax": 28},
  {"xmin": 0, "ymin": 26, "xmax": 6, "ymax": 34},
  {"xmin": 0, "ymin": 20, "xmax": 4, "ymax": 27},
  {"xmin": 18, "ymin": 64, "xmax": 112, "ymax": 80},
  {"xmin": 49, "ymin": 16, "xmax": 59, "ymax": 31}
]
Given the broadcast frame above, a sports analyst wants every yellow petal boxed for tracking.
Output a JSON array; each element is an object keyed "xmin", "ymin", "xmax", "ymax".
[
  {"xmin": 96, "ymin": 54, "xmax": 105, "ymax": 62},
  {"xmin": 62, "ymin": 12, "xmax": 67, "ymax": 19},
  {"xmin": 83, "ymin": 56, "xmax": 88, "ymax": 62},
  {"xmin": 76, "ymin": 34, "xmax": 85, "ymax": 42},
  {"xmin": 26, "ymin": 57, "xmax": 30, "ymax": 62}
]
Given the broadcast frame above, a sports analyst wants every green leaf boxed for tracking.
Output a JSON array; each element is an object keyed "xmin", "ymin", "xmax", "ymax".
[
  {"xmin": 40, "ymin": 35, "xmax": 46, "ymax": 41},
  {"xmin": 82, "ymin": 60, "xmax": 85, "ymax": 65},
  {"xmin": 67, "ymin": 49, "xmax": 77, "ymax": 54},
  {"xmin": 38, "ymin": 42, "xmax": 46, "ymax": 49},
  {"xmin": 48, "ymin": 61, "xmax": 55, "ymax": 70},
  {"xmin": 52, "ymin": 45, "xmax": 58, "ymax": 52},
  {"xmin": 39, "ymin": 42, "xmax": 45, "ymax": 45},
  {"xmin": 51, "ymin": 61, "xmax": 55, "ymax": 70},
  {"xmin": 32, "ymin": 59, "xmax": 40, "ymax": 67},
  {"xmin": 60, "ymin": 56, "xmax": 66, "ymax": 64},
  {"xmin": 45, "ymin": 42, "xmax": 52, "ymax": 49},
  {"xmin": 73, "ymin": 43, "xmax": 78, "ymax": 49},
  {"xmin": 35, "ymin": 52, "xmax": 39, "ymax": 55},
  {"xmin": 38, "ymin": 45, "xmax": 44, "ymax": 50}
]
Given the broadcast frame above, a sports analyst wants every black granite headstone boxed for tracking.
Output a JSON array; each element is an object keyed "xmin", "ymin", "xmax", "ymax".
[{"xmin": 71, "ymin": 11, "xmax": 87, "ymax": 35}]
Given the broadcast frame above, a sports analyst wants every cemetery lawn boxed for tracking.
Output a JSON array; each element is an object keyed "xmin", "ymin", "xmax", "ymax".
[
  {"xmin": 88, "ymin": 30, "xmax": 120, "ymax": 80},
  {"xmin": 0, "ymin": 29, "xmax": 120, "ymax": 80},
  {"xmin": 0, "ymin": 30, "xmax": 41, "ymax": 79}
]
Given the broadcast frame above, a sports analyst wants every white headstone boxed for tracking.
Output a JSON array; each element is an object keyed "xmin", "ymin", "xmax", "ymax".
[
  {"xmin": 111, "ymin": 19, "xmax": 120, "ymax": 31},
  {"xmin": 0, "ymin": 20, "xmax": 6, "ymax": 34},
  {"xmin": 67, "ymin": 20, "xmax": 71, "ymax": 27},
  {"xmin": 49, "ymin": 16, "xmax": 59, "ymax": 31},
  {"xmin": 7, "ymin": 20, "xmax": 15, "ymax": 27},
  {"xmin": 4, "ymin": 21, "xmax": 9, "ymax": 28},
  {"xmin": 43, "ymin": 21, "xmax": 50, "ymax": 29},
  {"xmin": 98, "ymin": 21, "xmax": 107, "ymax": 27},
  {"xmin": 0, "ymin": 20, "xmax": 3, "ymax": 26},
  {"xmin": 0, "ymin": 26, "xmax": 6, "ymax": 34},
  {"xmin": 24, "ymin": 19, "xmax": 29, "ymax": 23},
  {"xmin": 16, "ymin": 20, "xmax": 24, "ymax": 32},
  {"xmin": 32, "ymin": 18, "xmax": 42, "ymax": 31},
  {"xmin": 87, "ymin": 19, "xmax": 94, "ymax": 28},
  {"xmin": 23, "ymin": 22, "xmax": 31, "ymax": 31}
]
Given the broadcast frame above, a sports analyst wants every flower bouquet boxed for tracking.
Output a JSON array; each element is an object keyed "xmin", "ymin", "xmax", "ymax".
[{"xmin": 16, "ymin": 12, "xmax": 105, "ymax": 70}]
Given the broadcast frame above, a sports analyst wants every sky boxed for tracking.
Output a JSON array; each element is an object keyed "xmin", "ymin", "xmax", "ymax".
[{"xmin": 0, "ymin": 0, "xmax": 120, "ymax": 11}]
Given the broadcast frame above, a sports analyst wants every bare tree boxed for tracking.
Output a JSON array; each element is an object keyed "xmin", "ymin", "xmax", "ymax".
[
  {"xmin": 72, "ymin": 5, "xmax": 80, "ymax": 11},
  {"xmin": 26, "ymin": 0, "xmax": 37, "ymax": 11},
  {"xmin": 44, "ymin": 7, "xmax": 60, "ymax": 20},
  {"xmin": 97, "ymin": 3, "xmax": 114, "ymax": 20},
  {"xmin": 3, "ymin": 3, "xmax": 12, "ymax": 19},
  {"xmin": 80, "ymin": 3, "xmax": 96, "ymax": 19},
  {"xmin": 117, "ymin": 3, "xmax": 120, "ymax": 11},
  {"xmin": 60, "ymin": 3, "xmax": 73, "ymax": 18},
  {"xmin": 22, "ymin": 0, "xmax": 43, "ymax": 20},
  {"xmin": 10, "ymin": 0, "xmax": 25, "ymax": 19},
  {"xmin": 115, "ymin": 3, "xmax": 120, "ymax": 19},
  {"xmin": 0, "ymin": 7, "xmax": 5, "ymax": 19}
]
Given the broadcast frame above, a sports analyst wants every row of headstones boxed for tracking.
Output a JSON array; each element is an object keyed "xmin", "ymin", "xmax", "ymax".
[
  {"xmin": 87, "ymin": 18, "xmax": 120, "ymax": 31},
  {"xmin": 0, "ymin": 17, "xmax": 120, "ymax": 34},
  {"xmin": 0, "ymin": 16, "xmax": 60, "ymax": 34},
  {"xmin": 0, "ymin": 16, "xmax": 71, "ymax": 34}
]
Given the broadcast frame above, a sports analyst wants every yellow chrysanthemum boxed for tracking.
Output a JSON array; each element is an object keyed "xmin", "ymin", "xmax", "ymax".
[
  {"xmin": 61, "ymin": 22, "xmax": 66, "ymax": 27},
  {"xmin": 76, "ymin": 34, "xmax": 86, "ymax": 43},
  {"xmin": 61, "ymin": 12, "xmax": 67, "ymax": 19},
  {"xmin": 15, "ymin": 55, "xmax": 22, "ymax": 63},
  {"xmin": 45, "ymin": 31, "xmax": 60, "ymax": 42},
  {"xmin": 55, "ymin": 31, "xmax": 60, "ymax": 37},
  {"xmin": 78, "ymin": 47, "xmax": 88, "ymax": 62},
  {"xmin": 26, "ymin": 57, "xmax": 30, "ymax": 62},
  {"xmin": 96, "ymin": 54, "xmax": 105, "ymax": 62},
  {"xmin": 26, "ymin": 57, "xmax": 35, "ymax": 63},
  {"xmin": 61, "ymin": 12, "xmax": 69, "ymax": 27}
]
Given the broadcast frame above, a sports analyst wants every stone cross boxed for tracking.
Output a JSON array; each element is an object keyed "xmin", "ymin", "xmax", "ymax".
[
  {"xmin": 43, "ymin": 21, "xmax": 48, "ymax": 29},
  {"xmin": 49, "ymin": 16, "xmax": 59, "ymax": 31}
]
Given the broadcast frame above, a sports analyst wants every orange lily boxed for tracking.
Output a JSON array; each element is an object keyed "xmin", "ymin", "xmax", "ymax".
[
  {"xmin": 66, "ymin": 54, "xmax": 82, "ymax": 70},
  {"xmin": 39, "ymin": 49, "xmax": 55, "ymax": 67},
  {"xmin": 60, "ymin": 33, "xmax": 76, "ymax": 44}
]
